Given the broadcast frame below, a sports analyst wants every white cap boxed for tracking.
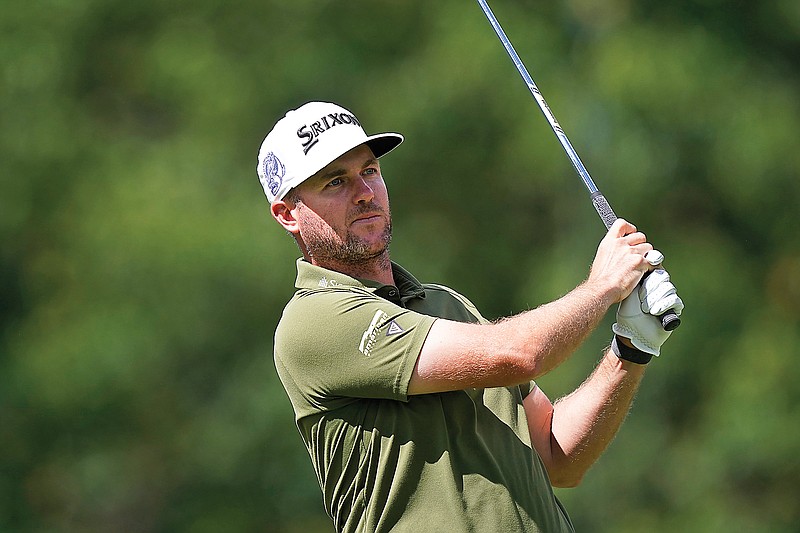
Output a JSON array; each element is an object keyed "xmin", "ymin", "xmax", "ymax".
[{"xmin": 256, "ymin": 102, "xmax": 404, "ymax": 204}]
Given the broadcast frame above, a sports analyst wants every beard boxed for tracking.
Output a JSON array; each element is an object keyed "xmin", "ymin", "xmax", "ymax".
[{"xmin": 297, "ymin": 202, "xmax": 393, "ymax": 271}]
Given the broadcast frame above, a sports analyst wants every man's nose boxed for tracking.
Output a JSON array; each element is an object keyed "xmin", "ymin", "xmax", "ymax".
[{"xmin": 352, "ymin": 178, "xmax": 375, "ymax": 203}]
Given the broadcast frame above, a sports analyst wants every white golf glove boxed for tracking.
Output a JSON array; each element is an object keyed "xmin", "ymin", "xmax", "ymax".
[{"xmin": 612, "ymin": 267, "xmax": 684, "ymax": 357}]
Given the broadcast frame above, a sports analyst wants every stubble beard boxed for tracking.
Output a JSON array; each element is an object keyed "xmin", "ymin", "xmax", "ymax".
[{"xmin": 298, "ymin": 203, "xmax": 393, "ymax": 275}]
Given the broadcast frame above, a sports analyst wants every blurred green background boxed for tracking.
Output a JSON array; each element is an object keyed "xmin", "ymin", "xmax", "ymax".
[{"xmin": 2, "ymin": 0, "xmax": 799, "ymax": 531}]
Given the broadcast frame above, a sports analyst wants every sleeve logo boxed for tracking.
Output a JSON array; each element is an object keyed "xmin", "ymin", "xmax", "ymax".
[
  {"xmin": 386, "ymin": 321, "xmax": 404, "ymax": 336},
  {"xmin": 359, "ymin": 310, "xmax": 388, "ymax": 357}
]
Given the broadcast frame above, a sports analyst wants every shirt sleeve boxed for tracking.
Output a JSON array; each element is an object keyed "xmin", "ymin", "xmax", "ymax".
[{"xmin": 274, "ymin": 288, "xmax": 437, "ymax": 411}]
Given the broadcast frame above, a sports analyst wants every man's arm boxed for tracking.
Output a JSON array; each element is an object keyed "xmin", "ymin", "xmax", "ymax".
[
  {"xmin": 409, "ymin": 283, "xmax": 611, "ymax": 394},
  {"xmin": 523, "ymin": 348, "xmax": 646, "ymax": 487},
  {"xmin": 408, "ymin": 219, "xmax": 652, "ymax": 395}
]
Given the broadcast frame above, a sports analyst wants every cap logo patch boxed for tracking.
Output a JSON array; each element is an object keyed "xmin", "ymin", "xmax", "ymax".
[
  {"xmin": 297, "ymin": 112, "xmax": 361, "ymax": 155},
  {"xmin": 260, "ymin": 152, "xmax": 285, "ymax": 196}
]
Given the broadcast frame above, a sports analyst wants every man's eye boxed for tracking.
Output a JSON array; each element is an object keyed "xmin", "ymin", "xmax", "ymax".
[
  {"xmin": 363, "ymin": 168, "xmax": 377, "ymax": 176},
  {"xmin": 327, "ymin": 177, "xmax": 344, "ymax": 187}
]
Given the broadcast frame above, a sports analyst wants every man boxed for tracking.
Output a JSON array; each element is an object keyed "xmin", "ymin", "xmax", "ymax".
[{"xmin": 257, "ymin": 101, "xmax": 683, "ymax": 532}]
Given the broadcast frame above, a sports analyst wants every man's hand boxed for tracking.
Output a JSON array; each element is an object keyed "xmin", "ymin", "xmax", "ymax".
[
  {"xmin": 587, "ymin": 219, "xmax": 653, "ymax": 305},
  {"xmin": 612, "ymin": 268, "xmax": 684, "ymax": 356}
]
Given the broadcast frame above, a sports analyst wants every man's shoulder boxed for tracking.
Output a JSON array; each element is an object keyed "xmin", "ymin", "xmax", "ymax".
[
  {"xmin": 417, "ymin": 283, "xmax": 488, "ymax": 324},
  {"xmin": 422, "ymin": 283, "xmax": 472, "ymax": 302},
  {"xmin": 283, "ymin": 284, "xmax": 376, "ymax": 316}
]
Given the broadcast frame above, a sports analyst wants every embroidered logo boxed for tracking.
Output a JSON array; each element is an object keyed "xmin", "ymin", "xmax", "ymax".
[
  {"xmin": 386, "ymin": 320, "xmax": 404, "ymax": 336},
  {"xmin": 297, "ymin": 112, "xmax": 361, "ymax": 155},
  {"xmin": 260, "ymin": 152, "xmax": 285, "ymax": 196},
  {"xmin": 359, "ymin": 310, "xmax": 388, "ymax": 357}
]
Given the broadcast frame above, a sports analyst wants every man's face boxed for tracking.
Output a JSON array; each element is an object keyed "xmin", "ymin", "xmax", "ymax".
[{"xmin": 289, "ymin": 144, "xmax": 392, "ymax": 267}]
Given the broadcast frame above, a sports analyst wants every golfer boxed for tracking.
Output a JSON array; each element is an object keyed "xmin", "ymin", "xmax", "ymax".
[{"xmin": 257, "ymin": 101, "xmax": 683, "ymax": 532}]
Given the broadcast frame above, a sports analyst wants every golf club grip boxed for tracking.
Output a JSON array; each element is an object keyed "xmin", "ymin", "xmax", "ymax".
[
  {"xmin": 590, "ymin": 191, "xmax": 617, "ymax": 229},
  {"xmin": 590, "ymin": 192, "xmax": 681, "ymax": 331}
]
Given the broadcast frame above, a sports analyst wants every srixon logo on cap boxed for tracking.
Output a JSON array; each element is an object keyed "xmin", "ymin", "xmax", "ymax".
[{"xmin": 297, "ymin": 112, "xmax": 361, "ymax": 155}]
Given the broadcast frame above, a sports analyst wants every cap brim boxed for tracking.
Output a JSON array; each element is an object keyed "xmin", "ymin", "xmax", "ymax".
[{"xmin": 365, "ymin": 132, "xmax": 404, "ymax": 159}]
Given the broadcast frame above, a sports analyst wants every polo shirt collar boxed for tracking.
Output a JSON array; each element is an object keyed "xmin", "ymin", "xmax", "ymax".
[{"xmin": 294, "ymin": 258, "xmax": 426, "ymax": 305}]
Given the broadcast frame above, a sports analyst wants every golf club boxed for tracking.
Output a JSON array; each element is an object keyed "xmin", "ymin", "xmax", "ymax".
[{"xmin": 476, "ymin": 0, "xmax": 681, "ymax": 331}]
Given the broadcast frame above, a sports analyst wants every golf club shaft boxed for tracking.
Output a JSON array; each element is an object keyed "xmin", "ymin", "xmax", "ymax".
[{"xmin": 477, "ymin": 0, "xmax": 680, "ymax": 331}]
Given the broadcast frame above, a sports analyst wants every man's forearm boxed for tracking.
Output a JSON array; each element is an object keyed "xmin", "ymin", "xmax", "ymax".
[
  {"xmin": 495, "ymin": 281, "xmax": 615, "ymax": 379},
  {"xmin": 413, "ymin": 280, "xmax": 616, "ymax": 394},
  {"xmin": 546, "ymin": 349, "xmax": 647, "ymax": 486}
]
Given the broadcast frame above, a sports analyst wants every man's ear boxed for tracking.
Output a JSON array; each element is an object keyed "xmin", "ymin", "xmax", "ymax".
[{"xmin": 271, "ymin": 200, "xmax": 300, "ymax": 235}]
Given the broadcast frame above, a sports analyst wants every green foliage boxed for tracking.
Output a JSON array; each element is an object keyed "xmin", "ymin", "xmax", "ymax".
[{"xmin": 2, "ymin": 0, "xmax": 798, "ymax": 531}]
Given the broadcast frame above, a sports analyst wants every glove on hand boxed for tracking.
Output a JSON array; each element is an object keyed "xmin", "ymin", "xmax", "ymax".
[{"xmin": 612, "ymin": 268, "xmax": 684, "ymax": 356}]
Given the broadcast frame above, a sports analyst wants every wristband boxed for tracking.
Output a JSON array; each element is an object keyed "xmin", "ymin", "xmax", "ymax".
[{"xmin": 611, "ymin": 336, "xmax": 653, "ymax": 365}]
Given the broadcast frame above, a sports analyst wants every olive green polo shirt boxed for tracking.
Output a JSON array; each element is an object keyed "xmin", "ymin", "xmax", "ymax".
[{"xmin": 274, "ymin": 259, "xmax": 574, "ymax": 533}]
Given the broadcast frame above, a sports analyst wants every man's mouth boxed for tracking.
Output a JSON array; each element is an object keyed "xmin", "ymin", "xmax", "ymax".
[{"xmin": 352, "ymin": 214, "xmax": 382, "ymax": 225}]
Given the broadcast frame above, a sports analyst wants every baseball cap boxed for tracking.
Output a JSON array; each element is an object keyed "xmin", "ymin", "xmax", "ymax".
[{"xmin": 256, "ymin": 102, "xmax": 404, "ymax": 204}]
